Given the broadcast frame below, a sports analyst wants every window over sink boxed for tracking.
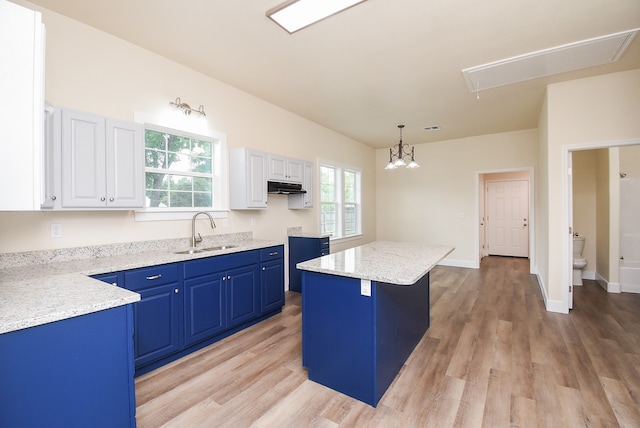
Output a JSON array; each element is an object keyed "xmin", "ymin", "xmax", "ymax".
[{"xmin": 140, "ymin": 123, "xmax": 226, "ymax": 218}]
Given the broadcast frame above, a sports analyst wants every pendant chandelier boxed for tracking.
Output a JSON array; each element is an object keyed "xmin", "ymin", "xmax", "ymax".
[{"xmin": 385, "ymin": 125, "xmax": 420, "ymax": 170}]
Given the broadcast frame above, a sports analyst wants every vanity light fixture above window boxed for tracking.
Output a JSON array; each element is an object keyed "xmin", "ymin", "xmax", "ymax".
[
  {"xmin": 170, "ymin": 97, "xmax": 206, "ymax": 117},
  {"xmin": 267, "ymin": 0, "xmax": 367, "ymax": 34}
]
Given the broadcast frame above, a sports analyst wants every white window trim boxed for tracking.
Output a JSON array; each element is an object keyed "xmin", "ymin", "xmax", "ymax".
[
  {"xmin": 318, "ymin": 158, "xmax": 362, "ymax": 240},
  {"xmin": 133, "ymin": 111, "xmax": 228, "ymax": 222}
]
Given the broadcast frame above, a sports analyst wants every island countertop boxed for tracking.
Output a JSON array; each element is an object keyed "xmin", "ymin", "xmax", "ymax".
[
  {"xmin": 0, "ymin": 237, "xmax": 282, "ymax": 335},
  {"xmin": 296, "ymin": 241, "xmax": 454, "ymax": 285}
]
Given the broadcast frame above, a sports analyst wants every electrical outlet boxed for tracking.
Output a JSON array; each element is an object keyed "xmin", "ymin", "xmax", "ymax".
[
  {"xmin": 250, "ymin": 217, "xmax": 256, "ymax": 226},
  {"xmin": 361, "ymin": 279, "xmax": 371, "ymax": 297},
  {"xmin": 50, "ymin": 224, "xmax": 62, "ymax": 238},
  {"xmin": 222, "ymin": 218, "xmax": 229, "ymax": 228}
]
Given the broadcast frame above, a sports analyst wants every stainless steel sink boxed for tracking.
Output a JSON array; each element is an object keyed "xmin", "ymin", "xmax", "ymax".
[
  {"xmin": 174, "ymin": 248, "xmax": 204, "ymax": 255},
  {"xmin": 173, "ymin": 245, "xmax": 237, "ymax": 255},
  {"xmin": 202, "ymin": 245, "xmax": 237, "ymax": 251}
]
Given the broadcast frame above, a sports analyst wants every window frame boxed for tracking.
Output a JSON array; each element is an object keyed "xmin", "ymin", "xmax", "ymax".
[
  {"xmin": 318, "ymin": 160, "xmax": 362, "ymax": 241},
  {"xmin": 134, "ymin": 120, "xmax": 228, "ymax": 222}
]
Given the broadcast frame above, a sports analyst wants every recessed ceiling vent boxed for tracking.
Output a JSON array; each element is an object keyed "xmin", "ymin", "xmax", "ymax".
[
  {"xmin": 424, "ymin": 125, "xmax": 441, "ymax": 131},
  {"xmin": 461, "ymin": 28, "xmax": 639, "ymax": 93}
]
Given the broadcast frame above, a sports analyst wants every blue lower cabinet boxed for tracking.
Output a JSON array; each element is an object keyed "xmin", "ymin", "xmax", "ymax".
[
  {"xmin": 93, "ymin": 247, "xmax": 284, "ymax": 376},
  {"xmin": 288, "ymin": 237, "xmax": 329, "ymax": 292},
  {"xmin": 226, "ymin": 264, "xmax": 261, "ymax": 328},
  {"xmin": 133, "ymin": 282, "xmax": 183, "ymax": 366},
  {"xmin": 261, "ymin": 245, "xmax": 285, "ymax": 312},
  {"xmin": 123, "ymin": 264, "xmax": 182, "ymax": 368},
  {"xmin": 0, "ymin": 305, "xmax": 136, "ymax": 428},
  {"xmin": 184, "ymin": 273, "xmax": 225, "ymax": 346}
]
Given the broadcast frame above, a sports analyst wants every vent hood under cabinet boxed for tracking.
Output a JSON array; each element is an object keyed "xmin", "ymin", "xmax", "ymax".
[{"xmin": 267, "ymin": 181, "xmax": 307, "ymax": 195}]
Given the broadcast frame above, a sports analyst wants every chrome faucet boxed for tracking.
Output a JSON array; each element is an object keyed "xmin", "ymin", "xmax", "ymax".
[{"xmin": 192, "ymin": 211, "xmax": 216, "ymax": 247}]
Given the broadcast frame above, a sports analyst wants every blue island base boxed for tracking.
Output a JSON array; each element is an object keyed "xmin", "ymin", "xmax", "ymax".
[{"xmin": 302, "ymin": 271, "xmax": 430, "ymax": 407}]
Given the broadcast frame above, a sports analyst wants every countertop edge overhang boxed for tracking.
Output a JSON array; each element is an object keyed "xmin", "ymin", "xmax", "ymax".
[
  {"xmin": 296, "ymin": 241, "xmax": 454, "ymax": 285},
  {"xmin": 0, "ymin": 239, "xmax": 283, "ymax": 335}
]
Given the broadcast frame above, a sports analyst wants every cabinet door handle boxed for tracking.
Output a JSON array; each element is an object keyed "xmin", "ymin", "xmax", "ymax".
[
  {"xmin": 174, "ymin": 288, "xmax": 179, "ymax": 294},
  {"xmin": 109, "ymin": 197, "xmax": 115, "ymax": 202},
  {"xmin": 100, "ymin": 197, "xmax": 106, "ymax": 201},
  {"xmin": 227, "ymin": 275, "xmax": 231, "ymax": 280},
  {"xmin": 269, "ymin": 252, "xmax": 278, "ymax": 256},
  {"xmin": 145, "ymin": 274, "xmax": 162, "ymax": 280},
  {"xmin": 51, "ymin": 195, "xmax": 57, "ymax": 201},
  {"xmin": 262, "ymin": 267, "xmax": 266, "ymax": 271}
]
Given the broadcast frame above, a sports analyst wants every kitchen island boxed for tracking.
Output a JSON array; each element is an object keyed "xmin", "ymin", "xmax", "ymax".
[{"xmin": 297, "ymin": 241, "xmax": 454, "ymax": 407}]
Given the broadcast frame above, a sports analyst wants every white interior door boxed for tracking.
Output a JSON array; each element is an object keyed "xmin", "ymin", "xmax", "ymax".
[
  {"xmin": 487, "ymin": 180, "xmax": 529, "ymax": 257},
  {"xmin": 479, "ymin": 176, "xmax": 487, "ymax": 259}
]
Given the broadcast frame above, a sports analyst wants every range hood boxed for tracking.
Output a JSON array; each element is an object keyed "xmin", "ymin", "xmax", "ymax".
[{"xmin": 267, "ymin": 181, "xmax": 307, "ymax": 195}]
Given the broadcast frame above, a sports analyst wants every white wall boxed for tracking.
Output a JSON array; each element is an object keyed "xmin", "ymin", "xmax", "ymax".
[
  {"xmin": 543, "ymin": 69, "xmax": 640, "ymax": 308},
  {"xmin": 0, "ymin": 2, "xmax": 376, "ymax": 254},
  {"xmin": 375, "ymin": 129, "xmax": 537, "ymax": 266}
]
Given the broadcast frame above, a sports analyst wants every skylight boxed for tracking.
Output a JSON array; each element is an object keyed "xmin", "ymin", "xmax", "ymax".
[{"xmin": 267, "ymin": 0, "xmax": 367, "ymax": 34}]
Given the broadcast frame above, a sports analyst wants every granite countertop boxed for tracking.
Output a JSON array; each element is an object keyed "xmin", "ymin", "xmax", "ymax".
[
  {"xmin": 296, "ymin": 241, "xmax": 454, "ymax": 285},
  {"xmin": 288, "ymin": 233, "xmax": 332, "ymax": 239},
  {"xmin": 0, "ymin": 236, "xmax": 282, "ymax": 335}
]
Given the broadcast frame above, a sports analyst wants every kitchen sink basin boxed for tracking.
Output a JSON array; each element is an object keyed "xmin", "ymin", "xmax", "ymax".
[
  {"xmin": 174, "ymin": 248, "xmax": 204, "ymax": 254},
  {"xmin": 173, "ymin": 245, "xmax": 237, "ymax": 255},
  {"xmin": 202, "ymin": 245, "xmax": 237, "ymax": 251}
]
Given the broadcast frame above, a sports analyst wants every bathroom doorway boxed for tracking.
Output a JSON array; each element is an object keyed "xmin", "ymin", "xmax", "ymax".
[{"xmin": 564, "ymin": 139, "xmax": 640, "ymax": 310}]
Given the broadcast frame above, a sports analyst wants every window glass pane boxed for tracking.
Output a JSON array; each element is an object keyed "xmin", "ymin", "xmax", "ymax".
[
  {"xmin": 194, "ymin": 192, "xmax": 212, "ymax": 207},
  {"xmin": 192, "ymin": 140, "xmax": 212, "ymax": 157},
  {"xmin": 169, "ymin": 190, "xmax": 192, "ymax": 207},
  {"xmin": 170, "ymin": 175, "xmax": 192, "ymax": 191},
  {"xmin": 345, "ymin": 203, "xmax": 357, "ymax": 235},
  {"xmin": 192, "ymin": 156, "xmax": 212, "ymax": 174},
  {"xmin": 193, "ymin": 177, "xmax": 212, "ymax": 192},
  {"xmin": 168, "ymin": 135, "xmax": 190, "ymax": 153},
  {"xmin": 320, "ymin": 203, "xmax": 336, "ymax": 236},
  {"xmin": 320, "ymin": 166, "xmax": 336, "ymax": 202},
  {"xmin": 145, "ymin": 129, "xmax": 166, "ymax": 150},
  {"xmin": 344, "ymin": 170, "xmax": 355, "ymax": 203},
  {"xmin": 146, "ymin": 190, "xmax": 167, "ymax": 208}
]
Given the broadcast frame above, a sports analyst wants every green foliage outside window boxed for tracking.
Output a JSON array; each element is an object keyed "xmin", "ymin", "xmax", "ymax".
[{"xmin": 144, "ymin": 128, "xmax": 214, "ymax": 208}]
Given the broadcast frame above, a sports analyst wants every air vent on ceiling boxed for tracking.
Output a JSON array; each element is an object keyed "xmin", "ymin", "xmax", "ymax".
[
  {"xmin": 424, "ymin": 125, "xmax": 441, "ymax": 131},
  {"xmin": 461, "ymin": 28, "xmax": 639, "ymax": 93}
]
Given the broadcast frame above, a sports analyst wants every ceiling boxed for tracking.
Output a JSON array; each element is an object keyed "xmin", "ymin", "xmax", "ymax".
[{"xmin": 26, "ymin": 0, "xmax": 640, "ymax": 149}]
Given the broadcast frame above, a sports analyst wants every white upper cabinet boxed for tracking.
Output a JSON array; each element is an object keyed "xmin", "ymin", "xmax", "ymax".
[
  {"xmin": 60, "ymin": 108, "xmax": 144, "ymax": 209},
  {"xmin": 0, "ymin": 1, "xmax": 45, "ymax": 210},
  {"xmin": 268, "ymin": 154, "xmax": 303, "ymax": 184},
  {"xmin": 229, "ymin": 148, "xmax": 268, "ymax": 210},
  {"xmin": 41, "ymin": 104, "xmax": 61, "ymax": 209},
  {"xmin": 289, "ymin": 161, "xmax": 314, "ymax": 209}
]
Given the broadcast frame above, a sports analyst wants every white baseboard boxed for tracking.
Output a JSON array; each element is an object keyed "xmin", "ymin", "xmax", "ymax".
[
  {"xmin": 595, "ymin": 272, "xmax": 621, "ymax": 293},
  {"xmin": 535, "ymin": 271, "xmax": 567, "ymax": 314},
  {"xmin": 582, "ymin": 270, "xmax": 596, "ymax": 280},
  {"xmin": 438, "ymin": 258, "xmax": 477, "ymax": 269}
]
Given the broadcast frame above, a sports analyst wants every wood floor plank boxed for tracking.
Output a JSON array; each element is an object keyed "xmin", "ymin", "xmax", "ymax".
[{"xmin": 134, "ymin": 258, "xmax": 640, "ymax": 427}]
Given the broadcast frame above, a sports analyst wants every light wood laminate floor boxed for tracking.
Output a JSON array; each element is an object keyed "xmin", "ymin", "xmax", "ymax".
[{"xmin": 135, "ymin": 256, "xmax": 640, "ymax": 427}]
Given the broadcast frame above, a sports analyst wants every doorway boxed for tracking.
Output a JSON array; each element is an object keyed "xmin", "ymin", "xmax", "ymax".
[
  {"xmin": 477, "ymin": 169, "xmax": 534, "ymax": 269},
  {"xmin": 562, "ymin": 138, "xmax": 640, "ymax": 311},
  {"xmin": 486, "ymin": 180, "xmax": 529, "ymax": 257}
]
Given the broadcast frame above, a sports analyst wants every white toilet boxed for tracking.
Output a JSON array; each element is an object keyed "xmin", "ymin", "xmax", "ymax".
[{"xmin": 573, "ymin": 236, "xmax": 587, "ymax": 286}]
